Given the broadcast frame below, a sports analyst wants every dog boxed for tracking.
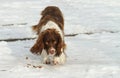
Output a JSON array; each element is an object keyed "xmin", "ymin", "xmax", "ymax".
[{"xmin": 30, "ymin": 6, "xmax": 66, "ymax": 65}]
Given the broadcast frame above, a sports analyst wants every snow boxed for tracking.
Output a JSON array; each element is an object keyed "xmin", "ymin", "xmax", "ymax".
[{"xmin": 0, "ymin": 0, "xmax": 120, "ymax": 78}]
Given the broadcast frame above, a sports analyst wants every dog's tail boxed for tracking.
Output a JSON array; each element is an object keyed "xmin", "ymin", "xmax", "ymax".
[
  {"xmin": 31, "ymin": 25, "xmax": 39, "ymax": 34},
  {"xmin": 32, "ymin": 25, "xmax": 38, "ymax": 31}
]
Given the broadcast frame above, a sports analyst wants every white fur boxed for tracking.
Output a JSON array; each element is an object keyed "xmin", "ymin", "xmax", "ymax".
[
  {"xmin": 40, "ymin": 21, "xmax": 64, "ymax": 40},
  {"xmin": 40, "ymin": 49, "xmax": 55, "ymax": 64},
  {"xmin": 40, "ymin": 49, "xmax": 48, "ymax": 64}
]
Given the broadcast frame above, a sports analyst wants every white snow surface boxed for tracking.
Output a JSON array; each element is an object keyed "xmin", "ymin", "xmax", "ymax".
[{"xmin": 0, "ymin": 0, "xmax": 120, "ymax": 78}]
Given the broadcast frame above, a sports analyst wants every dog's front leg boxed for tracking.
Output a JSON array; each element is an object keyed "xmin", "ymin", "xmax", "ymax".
[
  {"xmin": 41, "ymin": 49, "xmax": 50, "ymax": 64},
  {"xmin": 53, "ymin": 52, "xmax": 66, "ymax": 65}
]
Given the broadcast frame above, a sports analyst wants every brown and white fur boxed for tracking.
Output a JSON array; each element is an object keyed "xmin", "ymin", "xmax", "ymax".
[{"xmin": 30, "ymin": 6, "xmax": 66, "ymax": 65}]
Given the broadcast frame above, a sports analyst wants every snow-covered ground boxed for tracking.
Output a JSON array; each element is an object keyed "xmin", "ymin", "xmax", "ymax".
[{"xmin": 0, "ymin": 0, "xmax": 120, "ymax": 78}]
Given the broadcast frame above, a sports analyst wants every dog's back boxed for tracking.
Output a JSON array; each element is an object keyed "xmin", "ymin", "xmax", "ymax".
[{"xmin": 32, "ymin": 6, "xmax": 64, "ymax": 35}]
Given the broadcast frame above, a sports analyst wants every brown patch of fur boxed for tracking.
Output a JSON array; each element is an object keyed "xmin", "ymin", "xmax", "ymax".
[{"xmin": 41, "ymin": 6, "xmax": 64, "ymax": 26}]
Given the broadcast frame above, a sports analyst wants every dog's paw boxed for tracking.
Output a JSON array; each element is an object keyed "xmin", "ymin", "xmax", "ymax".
[
  {"xmin": 53, "ymin": 53, "xmax": 66, "ymax": 65},
  {"xmin": 53, "ymin": 60, "xmax": 59, "ymax": 65},
  {"xmin": 42, "ymin": 57, "xmax": 51, "ymax": 64},
  {"xmin": 45, "ymin": 61, "xmax": 51, "ymax": 64},
  {"xmin": 53, "ymin": 57, "xmax": 60, "ymax": 65}
]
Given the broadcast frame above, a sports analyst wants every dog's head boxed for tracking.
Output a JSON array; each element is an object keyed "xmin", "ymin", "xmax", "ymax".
[{"xmin": 30, "ymin": 29, "xmax": 64, "ymax": 56}]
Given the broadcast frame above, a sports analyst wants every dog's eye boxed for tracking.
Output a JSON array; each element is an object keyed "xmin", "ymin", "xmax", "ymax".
[
  {"xmin": 45, "ymin": 41, "xmax": 49, "ymax": 45},
  {"xmin": 53, "ymin": 41, "xmax": 57, "ymax": 44}
]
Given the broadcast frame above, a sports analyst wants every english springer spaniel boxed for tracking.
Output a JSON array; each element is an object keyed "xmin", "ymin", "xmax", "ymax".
[{"xmin": 30, "ymin": 6, "xmax": 66, "ymax": 65}]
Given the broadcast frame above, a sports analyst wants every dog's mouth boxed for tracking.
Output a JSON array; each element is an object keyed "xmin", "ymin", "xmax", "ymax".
[{"xmin": 48, "ymin": 47, "xmax": 56, "ymax": 55}]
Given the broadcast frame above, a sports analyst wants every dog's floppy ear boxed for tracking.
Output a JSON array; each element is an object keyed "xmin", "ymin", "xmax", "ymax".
[
  {"xmin": 55, "ymin": 33, "xmax": 64, "ymax": 56},
  {"xmin": 30, "ymin": 33, "xmax": 44, "ymax": 55}
]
